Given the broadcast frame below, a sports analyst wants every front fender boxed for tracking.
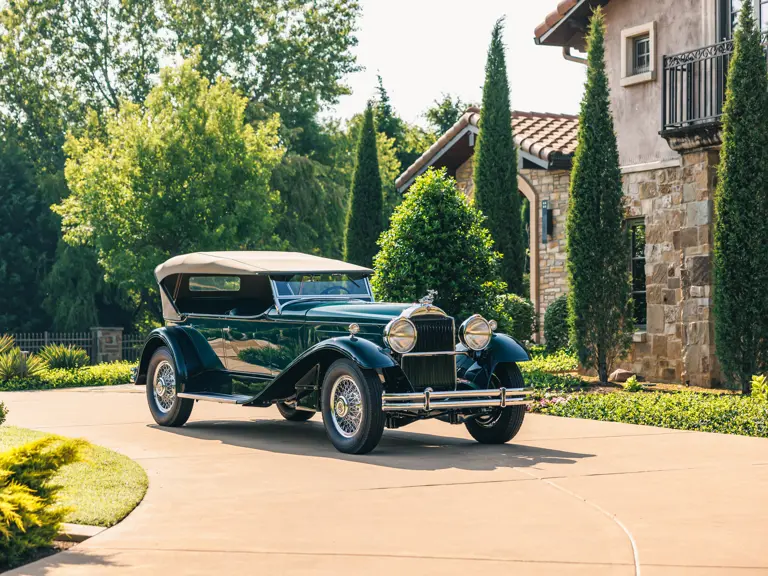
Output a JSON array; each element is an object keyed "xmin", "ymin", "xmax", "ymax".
[
  {"xmin": 457, "ymin": 333, "xmax": 530, "ymax": 389},
  {"xmin": 251, "ymin": 336, "xmax": 397, "ymax": 404},
  {"xmin": 136, "ymin": 326, "xmax": 224, "ymax": 391}
]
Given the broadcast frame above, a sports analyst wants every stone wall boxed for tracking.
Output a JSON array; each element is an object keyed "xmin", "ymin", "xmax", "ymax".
[
  {"xmin": 524, "ymin": 169, "xmax": 570, "ymax": 334},
  {"xmin": 454, "ymin": 157, "xmax": 571, "ymax": 340},
  {"xmin": 621, "ymin": 150, "xmax": 719, "ymax": 387}
]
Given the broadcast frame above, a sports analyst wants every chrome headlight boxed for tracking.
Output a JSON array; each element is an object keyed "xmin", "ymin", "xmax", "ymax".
[
  {"xmin": 459, "ymin": 314, "xmax": 492, "ymax": 351},
  {"xmin": 383, "ymin": 317, "xmax": 417, "ymax": 354}
]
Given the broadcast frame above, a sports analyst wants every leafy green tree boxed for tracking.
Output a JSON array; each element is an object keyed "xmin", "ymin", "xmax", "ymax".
[
  {"xmin": 55, "ymin": 60, "xmax": 284, "ymax": 318},
  {"xmin": 344, "ymin": 104, "xmax": 384, "ymax": 267},
  {"xmin": 42, "ymin": 243, "xmax": 134, "ymax": 331},
  {"xmin": 372, "ymin": 169, "xmax": 505, "ymax": 321},
  {"xmin": 374, "ymin": 76, "xmax": 431, "ymax": 174},
  {"xmin": 0, "ymin": 135, "xmax": 58, "ymax": 332},
  {"xmin": 473, "ymin": 18, "xmax": 525, "ymax": 295},
  {"xmin": 713, "ymin": 0, "xmax": 768, "ymax": 393},
  {"xmin": 166, "ymin": 0, "xmax": 361, "ymax": 122},
  {"xmin": 425, "ymin": 93, "xmax": 468, "ymax": 136},
  {"xmin": 566, "ymin": 8, "xmax": 632, "ymax": 383}
]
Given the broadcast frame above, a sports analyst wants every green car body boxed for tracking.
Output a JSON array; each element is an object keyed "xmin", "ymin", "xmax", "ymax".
[{"xmin": 135, "ymin": 251, "xmax": 533, "ymax": 454}]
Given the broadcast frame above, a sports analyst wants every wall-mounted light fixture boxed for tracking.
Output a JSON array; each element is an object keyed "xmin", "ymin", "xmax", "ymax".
[{"xmin": 541, "ymin": 200, "xmax": 554, "ymax": 244}]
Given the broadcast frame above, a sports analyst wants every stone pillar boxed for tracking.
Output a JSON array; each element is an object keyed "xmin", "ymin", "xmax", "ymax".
[
  {"xmin": 91, "ymin": 327, "xmax": 124, "ymax": 363},
  {"xmin": 678, "ymin": 150, "xmax": 720, "ymax": 387},
  {"xmin": 622, "ymin": 149, "xmax": 720, "ymax": 387}
]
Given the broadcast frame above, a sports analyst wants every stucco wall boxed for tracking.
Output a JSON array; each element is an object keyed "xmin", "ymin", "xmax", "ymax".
[{"xmin": 603, "ymin": 0, "xmax": 716, "ymax": 167}]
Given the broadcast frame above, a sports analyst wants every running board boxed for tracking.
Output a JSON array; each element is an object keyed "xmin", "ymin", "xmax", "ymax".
[{"xmin": 177, "ymin": 392, "xmax": 254, "ymax": 405}]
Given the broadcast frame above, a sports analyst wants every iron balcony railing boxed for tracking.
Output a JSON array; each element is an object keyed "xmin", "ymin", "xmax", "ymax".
[{"xmin": 661, "ymin": 32, "xmax": 768, "ymax": 133}]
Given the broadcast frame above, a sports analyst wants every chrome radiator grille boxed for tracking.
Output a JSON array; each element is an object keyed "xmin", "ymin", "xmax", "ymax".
[{"xmin": 401, "ymin": 316, "xmax": 456, "ymax": 391}]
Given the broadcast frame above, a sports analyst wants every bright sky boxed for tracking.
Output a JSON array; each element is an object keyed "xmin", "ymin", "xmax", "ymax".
[{"xmin": 330, "ymin": 0, "xmax": 587, "ymax": 127}]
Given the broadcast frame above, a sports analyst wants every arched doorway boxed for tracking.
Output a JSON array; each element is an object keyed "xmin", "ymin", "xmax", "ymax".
[{"xmin": 517, "ymin": 174, "xmax": 539, "ymax": 335}]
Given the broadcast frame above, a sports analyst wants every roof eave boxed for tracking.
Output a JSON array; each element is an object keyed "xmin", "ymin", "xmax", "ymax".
[{"xmin": 534, "ymin": 0, "xmax": 610, "ymax": 51}]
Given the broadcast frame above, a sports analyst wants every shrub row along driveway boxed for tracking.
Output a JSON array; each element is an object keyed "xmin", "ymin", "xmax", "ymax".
[{"xmin": 3, "ymin": 385, "xmax": 768, "ymax": 575}]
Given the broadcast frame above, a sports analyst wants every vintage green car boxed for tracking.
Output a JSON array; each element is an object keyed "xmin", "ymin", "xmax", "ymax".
[{"xmin": 134, "ymin": 251, "xmax": 532, "ymax": 454}]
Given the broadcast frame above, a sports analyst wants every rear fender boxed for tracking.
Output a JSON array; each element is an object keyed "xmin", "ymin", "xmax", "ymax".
[
  {"xmin": 457, "ymin": 333, "xmax": 530, "ymax": 389},
  {"xmin": 136, "ymin": 326, "xmax": 225, "ymax": 392}
]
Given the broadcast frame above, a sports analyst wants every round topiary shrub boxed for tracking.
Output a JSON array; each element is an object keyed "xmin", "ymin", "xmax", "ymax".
[
  {"xmin": 372, "ymin": 168, "xmax": 504, "ymax": 321},
  {"xmin": 544, "ymin": 295, "xmax": 570, "ymax": 352},
  {"xmin": 494, "ymin": 293, "xmax": 535, "ymax": 343}
]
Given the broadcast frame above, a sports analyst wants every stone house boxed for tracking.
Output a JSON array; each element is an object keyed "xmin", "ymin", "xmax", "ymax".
[
  {"xmin": 395, "ymin": 108, "xmax": 578, "ymax": 346},
  {"xmin": 533, "ymin": 0, "xmax": 768, "ymax": 387},
  {"xmin": 398, "ymin": 0, "xmax": 763, "ymax": 387}
]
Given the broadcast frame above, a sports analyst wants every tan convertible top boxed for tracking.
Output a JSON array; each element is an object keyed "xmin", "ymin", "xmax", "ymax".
[{"xmin": 154, "ymin": 251, "xmax": 373, "ymax": 283}]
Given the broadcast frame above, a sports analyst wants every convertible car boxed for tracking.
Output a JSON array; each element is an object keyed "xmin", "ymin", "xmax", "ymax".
[{"xmin": 134, "ymin": 251, "xmax": 533, "ymax": 454}]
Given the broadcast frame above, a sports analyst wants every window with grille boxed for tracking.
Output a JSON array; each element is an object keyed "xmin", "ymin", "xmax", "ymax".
[
  {"xmin": 629, "ymin": 220, "xmax": 647, "ymax": 328},
  {"xmin": 633, "ymin": 35, "xmax": 651, "ymax": 75}
]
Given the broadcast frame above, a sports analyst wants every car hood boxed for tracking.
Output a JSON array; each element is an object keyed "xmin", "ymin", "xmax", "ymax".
[{"xmin": 287, "ymin": 301, "xmax": 414, "ymax": 324}]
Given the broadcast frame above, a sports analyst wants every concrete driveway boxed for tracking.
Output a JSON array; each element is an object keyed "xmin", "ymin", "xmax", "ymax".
[{"xmin": 3, "ymin": 385, "xmax": 768, "ymax": 576}]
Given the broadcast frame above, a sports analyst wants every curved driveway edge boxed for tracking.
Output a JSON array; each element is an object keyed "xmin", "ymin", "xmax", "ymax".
[{"xmin": 3, "ymin": 385, "xmax": 768, "ymax": 575}]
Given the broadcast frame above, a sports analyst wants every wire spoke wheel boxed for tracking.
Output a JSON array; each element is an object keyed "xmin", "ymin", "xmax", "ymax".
[
  {"xmin": 330, "ymin": 375, "xmax": 363, "ymax": 438},
  {"xmin": 153, "ymin": 360, "xmax": 177, "ymax": 413}
]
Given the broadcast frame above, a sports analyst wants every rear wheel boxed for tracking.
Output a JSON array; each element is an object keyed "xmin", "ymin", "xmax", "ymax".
[
  {"xmin": 465, "ymin": 363, "xmax": 526, "ymax": 444},
  {"xmin": 276, "ymin": 402, "xmax": 315, "ymax": 422},
  {"xmin": 146, "ymin": 347, "xmax": 194, "ymax": 427},
  {"xmin": 321, "ymin": 359, "xmax": 385, "ymax": 454}
]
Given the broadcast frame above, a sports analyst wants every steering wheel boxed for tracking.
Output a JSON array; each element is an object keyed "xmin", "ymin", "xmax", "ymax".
[{"xmin": 321, "ymin": 286, "xmax": 351, "ymax": 295}]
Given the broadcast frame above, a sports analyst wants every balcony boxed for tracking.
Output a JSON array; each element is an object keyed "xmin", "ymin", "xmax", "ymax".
[{"xmin": 661, "ymin": 32, "xmax": 768, "ymax": 151}]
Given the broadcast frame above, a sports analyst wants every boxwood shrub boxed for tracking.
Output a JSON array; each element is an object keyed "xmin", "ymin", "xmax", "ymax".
[
  {"xmin": 0, "ymin": 362, "xmax": 134, "ymax": 392},
  {"xmin": 537, "ymin": 391, "xmax": 768, "ymax": 437},
  {"xmin": 494, "ymin": 293, "xmax": 536, "ymax": 343},
  {"xmin": 544, "ymin": 295, "xmax": 569, "ymax": 352}
]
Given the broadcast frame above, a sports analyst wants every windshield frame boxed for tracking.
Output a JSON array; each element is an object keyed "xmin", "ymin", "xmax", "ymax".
[{"xmin": 269, "ymin": 273, "xmax": 374, "ymax": 313}]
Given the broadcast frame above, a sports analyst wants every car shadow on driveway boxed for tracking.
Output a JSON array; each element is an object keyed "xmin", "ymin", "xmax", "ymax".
[{"xmin": 151, "ymin": 418, "xmax": 594, "ymax": 472}]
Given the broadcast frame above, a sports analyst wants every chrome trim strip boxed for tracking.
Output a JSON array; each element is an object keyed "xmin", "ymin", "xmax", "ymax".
[
  {"xmin": 381, "ymin": 387, "xmax": 532, "ymax": 412},
  {"xmin": 178, "ymin": 392, "xmax": 254, "ymax": 404},
  {"xmin": 399, "ymin": 351, "xmax": 469, "ymax": 358},
  {"xmin": 401, "ymin": 303, "xmax": 447, "ymax": 318}
]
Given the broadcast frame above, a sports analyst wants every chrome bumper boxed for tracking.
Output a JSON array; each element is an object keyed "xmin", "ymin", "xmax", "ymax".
[
  {"xmin": 129, "ymin": 366, "xmax": 138, "ymax": 384},
  {"xmin": 381, "ymin": 387, "xmax": 532, "ymax": 412}
]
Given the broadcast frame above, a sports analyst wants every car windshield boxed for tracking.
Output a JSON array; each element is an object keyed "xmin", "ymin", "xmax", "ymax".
[{"xmin": 271, "ymin": 273, "xmax": 373, "ymax": 307}]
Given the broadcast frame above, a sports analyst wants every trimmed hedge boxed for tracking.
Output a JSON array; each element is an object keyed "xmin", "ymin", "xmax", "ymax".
[
  {"xmin": 494, "ymin": 293, "xmax": 535, "ymax": 343},
  {"xmin": 536, "ymin": 391, "xmax": 768, "ymax": 437},
  {"xmin": 0, "ymin": 362, "xmax": 134, "ymax": 392},
  {"xmin": 523, "ymin": 349, "xmax": 578, "ymax": 374},
  {"xmin": 0, "ymin": 403, "xmax": 5, "ymax": 426},
  {"xmin": 544, "ymin": 295, "xmax": 569, "ymax": 352}
]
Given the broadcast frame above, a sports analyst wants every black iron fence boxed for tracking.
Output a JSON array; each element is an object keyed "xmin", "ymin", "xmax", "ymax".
[
  {"xmin": 122, "ymin": 334, "xmax": 147, "ymax": 363},
  {"xmin": 7, "ymin": 330, "xmax": 147, "ymax": 364},
  {"xmin": 12, "ymin": 332, "xmax": 94, "ymax": 361},
  {"xmin": 662, "ymin": 32, "xmax": 768, "ymax": 133}
]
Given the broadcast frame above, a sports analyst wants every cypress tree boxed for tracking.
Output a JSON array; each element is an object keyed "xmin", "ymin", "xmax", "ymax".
[
  {"xmin": 344, "ymin": 103, "xmax": 383, "ymax": 267},
  {"xmin": 566, "ymin": 8, "xmax": 632, "ymax": 383},
  {"xmin": 473, "ymin": 17, "xmax": 524, "ymax": 295},
  {"xmin": 713, "ymin": 0, "xmax": 768, "ymax": 393}
]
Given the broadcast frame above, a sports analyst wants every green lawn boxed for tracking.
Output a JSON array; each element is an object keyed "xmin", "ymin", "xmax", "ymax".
[{"xmin": 0, "ymin": 426, "xmax": 148, "ymax": 527}]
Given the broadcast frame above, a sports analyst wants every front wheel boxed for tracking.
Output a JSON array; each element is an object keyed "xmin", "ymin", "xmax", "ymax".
[
  {"xmin": 146, "ymin": 347, "xmax": 194, "ymax": 427},
  {"xmin": 465, "ymin": 364, "xmax": 526, "ymax": 444},
  {"xmin": 321, "ymin": 359, "xmax": 385, "ymax": 454}
]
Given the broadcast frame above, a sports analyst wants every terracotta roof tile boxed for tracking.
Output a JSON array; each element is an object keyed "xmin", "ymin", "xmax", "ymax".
[
  {"xmin": 534, "ymin": 0, "xmax": 579, "ymax": 40},
  {"xmin": 396, "ymin": 107, "xmax": 579, "ymax": 191}
]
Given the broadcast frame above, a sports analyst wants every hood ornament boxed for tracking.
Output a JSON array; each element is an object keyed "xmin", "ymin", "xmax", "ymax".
[{"xmin": 419, "ymin": 290, "xmax": 438, "ymax": 307}]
